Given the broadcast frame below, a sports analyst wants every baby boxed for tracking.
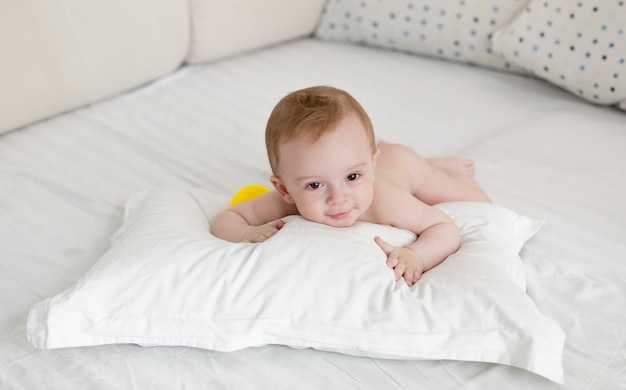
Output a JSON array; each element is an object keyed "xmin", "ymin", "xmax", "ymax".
[{"xmin": 212, "ymin": 86, "xmax": 491, "ymax": 286}]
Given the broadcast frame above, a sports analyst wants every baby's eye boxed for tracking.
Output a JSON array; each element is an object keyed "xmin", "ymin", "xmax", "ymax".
[
  {"xmin": 346, "ymin": 173, "xmax": 360, "ymax": 181},
  {"xmin": 307, "ymin": 182, "xmax": 322, "ymax": 190}
]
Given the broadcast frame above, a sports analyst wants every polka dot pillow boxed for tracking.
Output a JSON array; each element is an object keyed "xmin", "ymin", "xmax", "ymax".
[
  {"xmin": 491, "ymin": 0, "xmax": 626, "ymax": 109},
  {"xmin": 315, "ymin": 0, "xmax": 531, "ymax": 71}
]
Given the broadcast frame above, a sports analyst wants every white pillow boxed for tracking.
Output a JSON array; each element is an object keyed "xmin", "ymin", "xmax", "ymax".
[
  {"xmin": 491, "ymin": 0, "xmax": 626, "ymax": 109},
  {"xmin": 315, "ymin": 0, "xmax": 530, "ymax": 71},
  {"xmin": 27, "ymin": 187, "xmax": 564, "ymax": 383}
]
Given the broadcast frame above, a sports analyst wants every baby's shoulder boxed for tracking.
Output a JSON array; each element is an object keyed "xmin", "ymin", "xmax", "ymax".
[
  {"xmin": 368, "ymin": 180, "xmax": 422, "ymax": 222},
  {"xmin": 377, "ymin": 145, "xmax": 420, "ymax": 173},
  {"xmin": 377, "ymin": 142, "xmax": 417, "ymax": 164},
  {"xmin": 374, "ymin": 167, "xmax": 413, "ymax": 194}
]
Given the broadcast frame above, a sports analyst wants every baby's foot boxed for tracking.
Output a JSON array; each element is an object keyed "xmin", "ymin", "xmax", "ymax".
[{"xmin": 427, "ymin": 158, "xmax": 476, "ymax": 177}]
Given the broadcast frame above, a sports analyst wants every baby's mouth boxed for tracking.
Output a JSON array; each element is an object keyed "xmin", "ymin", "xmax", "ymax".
[{"xmin": 329, "ymin": 210, "xmax": 351, "ymax": 220}]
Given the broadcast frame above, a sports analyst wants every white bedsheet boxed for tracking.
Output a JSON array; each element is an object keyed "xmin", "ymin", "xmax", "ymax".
[{"xmin": 1, "ymin": 38, "xmax": 625, "ymax": 389}]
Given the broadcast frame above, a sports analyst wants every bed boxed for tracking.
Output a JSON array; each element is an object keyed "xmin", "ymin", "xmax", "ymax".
[{"xmin": 1, "ymin": 1, "xmax": 625, "ymax": 389}]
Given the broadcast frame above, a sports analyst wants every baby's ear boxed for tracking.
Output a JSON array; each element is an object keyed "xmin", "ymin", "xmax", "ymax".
[
  {"xmin": 372, "ymin": 148, "xmax": 381, "ymax": 167},
  {"xmin": 270, "ymin": 175, "xmax": 295, "ymax": 204}
]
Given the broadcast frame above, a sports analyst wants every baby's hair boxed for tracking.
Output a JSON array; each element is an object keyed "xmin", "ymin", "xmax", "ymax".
[{"xmin": 265, "ymin": 85, "xmax": 376, "ymax": 175}]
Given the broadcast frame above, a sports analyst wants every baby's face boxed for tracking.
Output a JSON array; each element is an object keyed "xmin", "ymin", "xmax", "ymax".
[{"xmin": 273, "ymin": 114, "xmax": 378, "ymax": 227}]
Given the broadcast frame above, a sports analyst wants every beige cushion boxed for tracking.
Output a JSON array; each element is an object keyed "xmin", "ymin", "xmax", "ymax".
[
  {"xmin": 185, "ymin": 0, "xmax": 327, "ymax": 64},
  {"xmin": 0, "ymin": 0, "xmax": 189, "ymax": 135}
]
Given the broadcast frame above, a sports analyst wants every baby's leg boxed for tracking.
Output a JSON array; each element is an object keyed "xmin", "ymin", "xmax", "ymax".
[
  {"xmin": 426, "ymin": 158, "xmax": 476, "ymax": 177},
  {"xmin": 419, "ymin": 158, "xmax": 491, "ymax": 203}
]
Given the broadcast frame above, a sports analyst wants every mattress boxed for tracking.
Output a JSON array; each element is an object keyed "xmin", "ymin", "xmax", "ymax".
[{"xmin": 1, "ymin": 38, "xmax": 625, "ymax": 389}]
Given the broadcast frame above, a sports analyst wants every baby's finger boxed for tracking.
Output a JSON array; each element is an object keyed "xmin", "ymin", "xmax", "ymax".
[
  {"xmin": 403, "ymin": 269, "xmax": 416, "ymax": 287},
  {"xmin": 249, "ymin": 232, "xmax": 268, "ymax": 243},
  {"xmin": 393, "ymin": 263, "xmax": 406, "ymax": 281},
  {"xmin": 260, "ymin": 226, "xmax": 279, "ymax": 240},
  {"xmin": 268, "ymin": 219, "xmax": 285, "ymax": 230},
  {"xmin": 410, "ymin": 270, "xmax": 422, "ymax": 286},
  {"xmin": 246, "ymin": 226, "xmax": 276, "ymax": 243},
  {"xmin": 374, "ymin": 236, "xmax": 395, "ymax": 256},
  {"xmin": 386, "ymin": 255, "xmax": 398, "ymax": 268}
]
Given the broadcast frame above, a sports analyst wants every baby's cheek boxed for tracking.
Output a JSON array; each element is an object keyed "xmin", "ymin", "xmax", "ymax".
[{"xmin": 295, "ymin": 204, "xmax": 321, "ymax": 223}]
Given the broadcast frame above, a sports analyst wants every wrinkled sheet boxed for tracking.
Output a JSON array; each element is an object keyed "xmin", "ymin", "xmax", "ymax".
[{"xmin": 1, "ymin": 38, "xmax": 625, "ymax": 389}]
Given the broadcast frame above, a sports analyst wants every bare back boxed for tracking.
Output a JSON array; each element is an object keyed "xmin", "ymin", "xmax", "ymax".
[
  {"xmin": 374, "ymin": 141, "xmax": 491, "ymax": 205},
  {"xmin": 375, "ymin": 141, "xmax": 426, "ymax": 195}
]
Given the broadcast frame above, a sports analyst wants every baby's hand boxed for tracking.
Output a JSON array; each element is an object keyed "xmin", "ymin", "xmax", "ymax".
[
  {"xmin": 241, "ymin": 219, "xmax": 285, "ymax": 243},
  {"xmin": 375, "ymin": 236, "xmax": 425, "ymax": 287}
]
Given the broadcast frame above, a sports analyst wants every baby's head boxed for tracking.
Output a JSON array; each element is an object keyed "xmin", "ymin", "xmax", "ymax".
[
  {"xmin": 265, "ymin": 86, "xmax": 376, "ymax": 176},
  {"xmin": 265, "ymin": 86, "xmax": 379, "ymax": 227}
]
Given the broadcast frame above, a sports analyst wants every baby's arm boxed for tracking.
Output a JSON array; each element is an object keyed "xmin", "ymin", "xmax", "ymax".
[
  {"xmin": 211, "ymin": 190, "xmax": 296, "ymax": 243},
  {"xmin": 212, "ymin": 209, "xmax": 285, "ymax": 243},
  {"xmin": 373, "ymin": 189, "xmax": 460, "ymax": 286}
]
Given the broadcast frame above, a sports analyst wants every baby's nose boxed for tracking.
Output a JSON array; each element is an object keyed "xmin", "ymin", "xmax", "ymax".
[{"xmin": 327, "ymin": 187, "xmax": 348, "ymax": 204}]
